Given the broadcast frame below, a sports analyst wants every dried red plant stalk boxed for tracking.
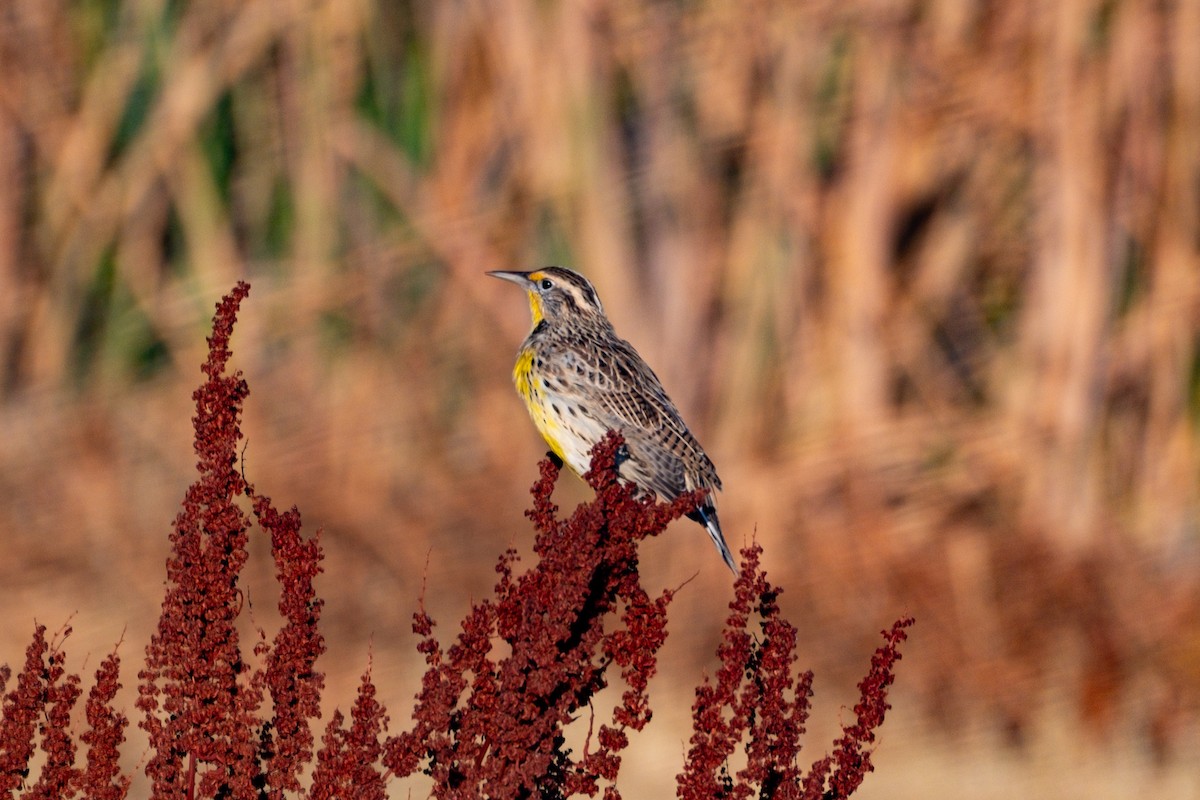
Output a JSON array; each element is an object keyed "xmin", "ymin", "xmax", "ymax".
[
  {"xmin": 0, "ymin": 628, "xmax": 130, "ymax": 799},
  {"xmin": 384, "ymin": 432, "xmax": 699, "ymax": 799},
  {"xmin": 136, "ymin": 282, "xmax": 262, "ymax": 800},
  {"xmin": 801, "ymin": 617, "xmax": 911, "ymax": 799},
  {"xmin": 0, "ymin": 625, "xmax": 49, "ymax": 795},
  {"xmin": 247, "ymin": 494, "xmax": 327, "ymax": 799},
  {"xmin": 0, "ymin": 625, "xmax": 82, "ymax": 797},
  {"xmin": 26, "ymin": 627, "xmax": 82, "ymax": 800},
  {"xmin": 78, "ymin": 649, "xmax": 131, "ymax": 800},
  {"xmin": 678, "ymin": 547, "xmax": 913, "ymax": 800},
  {"xmin": 310, "ymin": 665, "xmax": 388, "ymax": 800},
  {"xmin": 136, "ymin": 282, "xmax": 328, "ymax": 799}
]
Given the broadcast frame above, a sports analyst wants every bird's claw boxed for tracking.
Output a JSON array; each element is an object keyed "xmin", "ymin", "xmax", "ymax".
[{"xmin": 614, "ymin": 443, "xmax": 631, "ymax": 469}]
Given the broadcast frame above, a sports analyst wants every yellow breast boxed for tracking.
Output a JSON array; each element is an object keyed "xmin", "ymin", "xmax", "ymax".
[{"xmin": 513, "ymin": 348, "xmax": 566, "ymax": 462}]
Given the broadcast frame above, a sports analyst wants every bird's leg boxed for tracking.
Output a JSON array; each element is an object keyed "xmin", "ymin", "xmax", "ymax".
[{"xmin": 613, "ymin": 442, "xmax": 631, "ymax": 470}]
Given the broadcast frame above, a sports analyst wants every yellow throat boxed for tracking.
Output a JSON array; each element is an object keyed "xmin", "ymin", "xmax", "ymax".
[{"xmin": 525, "ymin": 271, "xmax": 547, "ymax": 325}]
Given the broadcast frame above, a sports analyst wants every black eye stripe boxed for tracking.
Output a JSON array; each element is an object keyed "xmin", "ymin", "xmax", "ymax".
[{"xmin": 535, "ymin": 268, "xmax": 604, "ymax": 314}]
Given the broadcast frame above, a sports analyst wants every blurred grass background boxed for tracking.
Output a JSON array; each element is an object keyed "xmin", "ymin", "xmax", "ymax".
[{"xmin": 2, "ymin": 0, "xmax": 1199, "ymax": 796}]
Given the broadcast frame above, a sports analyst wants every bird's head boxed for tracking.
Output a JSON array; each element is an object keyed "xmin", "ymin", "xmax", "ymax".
[{"xmin": 488, "ymin": 267, "xmax": 605, "ymax": 327}]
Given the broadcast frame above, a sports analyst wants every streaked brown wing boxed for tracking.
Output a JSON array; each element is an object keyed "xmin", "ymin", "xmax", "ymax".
[{"xmin": 564, "ymin": 336, "xmax": 722, "ymax": 498}]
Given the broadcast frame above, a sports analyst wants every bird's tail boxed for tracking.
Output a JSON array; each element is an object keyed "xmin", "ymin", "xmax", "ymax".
[{"xmin": 690, "ymin": 504, "xmax": 738, "ymax": 575}]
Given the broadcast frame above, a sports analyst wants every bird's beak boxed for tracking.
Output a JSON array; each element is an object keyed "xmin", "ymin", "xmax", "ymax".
[{"xmin": 487, "ymin": 270, "xmax": 532, "ymax": 287}]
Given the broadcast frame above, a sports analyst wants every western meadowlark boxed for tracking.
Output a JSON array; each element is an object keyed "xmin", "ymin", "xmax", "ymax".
[{"xmin": 489, "ymin": 266, "xmax": 737, "ymax": 573}]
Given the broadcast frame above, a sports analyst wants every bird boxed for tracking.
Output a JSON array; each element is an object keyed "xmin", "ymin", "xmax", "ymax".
[{"xmin": 488, "ymin": 266, "xmax": 737, "ymax": 573}]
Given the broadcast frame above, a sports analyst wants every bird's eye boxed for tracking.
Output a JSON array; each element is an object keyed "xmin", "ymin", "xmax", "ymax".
[{"xmin": 540, "ymin": 278, "xmax": 553, "ymax": 290}]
